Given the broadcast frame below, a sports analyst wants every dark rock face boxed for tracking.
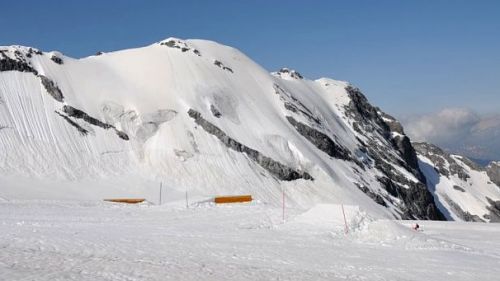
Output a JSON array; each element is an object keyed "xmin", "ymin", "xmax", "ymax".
[
  {"xmin": 55, "ymin": 111, "xmax": 88, "ymax": 135},
  {"xmin": 275, "ymin": 68, "xmax": 303, "ymax": 79},
  {"xmin": 345, "ymin": 86, "xmax": 424, "ymax": 181},
  {"xmin": 286, "ymin": 116, "xmax": 351, "ymax": 161},
  {"xmin": 210, "ymin": 105, "xmax": 222, "ymax": 118},
  {"xmin": 413, "ymin": 142, "xmax": 470, "ymax": 181},
  {"xmin": 487, "ymin": 162, "xmax": 500, "ymax": 187},
  {"xmin": 484, "ymin": 197, "xmax": 500, "ymax": 222},
  {"xmin": 160, "ymin": 39, "xmax": 201, "ymax": 57},
  {"xmin": 39, "ymin": 75, "xmax": 64, "ymax": 102},
  {"xmin": 63, "ymin": 105, "xmax": 112, "ymax": 129},
  {"xmin": 62, "ymin": 105, "xmax": 129, "ymax": 140},
  {"xmin": 0, "ymin": 51, "xmax": 38, "ymax": 74},
  {"xmin": 343, "ymin": 86, "xmax": 443, "ymax": 220},
  {"xmin": 188, "ymin": 109, "xmax": 312, "ymax": 181},
  {"xmin": 213, "ymin": 60, "xmax": 233, "ymax": 73},
  {"xmin": 50, "ymin": 55, "xmax": 63, "ymax": 65},
  {"xmin": 377, "ymin": 176, "xmax": 444, "ymax": 220},
  {"xmin": 453, "ymin": 185, "xmax": 466, "ymax": 192}
]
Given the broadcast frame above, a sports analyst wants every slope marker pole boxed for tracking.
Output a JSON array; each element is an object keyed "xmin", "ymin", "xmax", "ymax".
[
  {"xmin": 341, "ymin": 204, "xmax": 349, "ymax": 234},
  {"xmin": 159, "ymin": 182, "xmax": 162, "ymax": 205},
  {"xmin": 185, "ymin": 190, "xmax": 189, "ymax": 209},
  {"xmin": 282, "ymin": 187, "xmax": 285, "ymax": 223}
]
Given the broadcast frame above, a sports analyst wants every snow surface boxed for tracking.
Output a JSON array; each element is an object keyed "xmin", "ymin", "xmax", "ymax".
[
  {"xmin": 1, "ymin": 200, "xmax": 499, "ymax": 281},
  {"xmin": 0, "ymin": 38, "xmax": 393, "ymax": 218}
]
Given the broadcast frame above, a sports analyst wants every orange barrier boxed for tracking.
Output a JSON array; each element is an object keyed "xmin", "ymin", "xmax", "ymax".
[
  {"xmin": 104, "ymin": 198, "xmax": 145, "ymax": 204},
  {"xmin": 214, "ymin": 195, "xmax": 252, "ymax": 204}
]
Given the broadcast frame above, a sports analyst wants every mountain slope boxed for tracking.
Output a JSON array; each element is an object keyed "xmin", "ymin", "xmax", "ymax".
[
  {"xmin": 414, "ymin": 142, "xmax": 500, "ymax": 222},
  {"xmin": 0, "ymin": 38, "xmax": 450, "ymax": 220}
]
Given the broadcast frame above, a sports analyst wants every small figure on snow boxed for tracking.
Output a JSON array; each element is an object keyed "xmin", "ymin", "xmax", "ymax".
[{"xmin": 412, "ymin": 223, "xmax": 420, "ymax": 231}]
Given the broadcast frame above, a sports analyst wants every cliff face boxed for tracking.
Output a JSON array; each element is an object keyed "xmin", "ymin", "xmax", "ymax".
[{"xmin": 414, "ymin": 142, "xmax": 500, "ymax": 222}]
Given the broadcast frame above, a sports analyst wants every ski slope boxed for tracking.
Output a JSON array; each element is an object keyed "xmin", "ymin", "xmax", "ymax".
[{"xmin": 1, "ymin": 200, "xmax": 499, "ymax": 281}]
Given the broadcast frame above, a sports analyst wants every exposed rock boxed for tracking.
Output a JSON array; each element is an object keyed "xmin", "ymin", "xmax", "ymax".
[
  {"xmin": 274, "ymin": 68, "xmax": 303, "ymax": 80},
  {"xmin": 39, "ymin": 75, "xmax": 64, "ymax": 102},
  {"xmin": 188, "ymin": 109, "xmax": 312, "ymax": 181},
  {"xmin": 340, "ymin": 85, "xmax": 444, "ymax": 220},
  {"xmin": 378, "ymin": 176, "xmax": 444, "ymax": 220},
  {"xmin": 345, "ymin": 85, "xmax": 424, "ymax": 181},
  {"xmin": 55, "ymin": 111, "xmax": 88, "ymax": 135},
  {"xmin": 51, "ymin": 55, "xmax": 63, "ymax": 65},
  {"xmin": 487, "ymin": 162, "xmax": 500, "ymax": 187},
  {"xmin": 286, "ymin": 116, "xmax": 351, "ymax": 161},
  {"xmin": 413, "ymin": 142, "xmax": 470, "ymax": 181},
  {"xmin": 213, "ymin": 60, "xmax": 233, "ymax": 73},
  {"xmin": 62, "ymin": 105, "xmax": 129, "ymax": 141},
  {"xmin": 0, "ymin": 52, "xmax": 38, "ymax": 74},
  {"xmin": 160, "ymin": 38, "xmax": 201, "ymax": 57},
  {"xmin": 453, "ymin": 185, "xmax": 466, "ymax": 192},
  {"xmin": 486, "ymin": 197, "xmax": 500, "ymax": 222},
  {"xmin": 63, "ymin": 105, "xmax": 113, "ymax": 129},
  {"xmin": 210, "ymin": 104, "xmax": 222, "ymax": 118}
]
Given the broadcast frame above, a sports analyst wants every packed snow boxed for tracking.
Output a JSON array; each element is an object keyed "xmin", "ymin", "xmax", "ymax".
[{"xmin": 1, "ymin": 200, "xmax": 499, "ymax": 281}]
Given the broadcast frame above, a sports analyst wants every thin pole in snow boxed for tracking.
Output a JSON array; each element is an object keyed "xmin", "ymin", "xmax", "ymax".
[
  {"xmin": 341, "ymin": 204, "xmax": 349, "ymax": 234},
  {"xmin": 185, "ymin": 190, "xmax": 188, "ymax": 209},
  {"xmin": 159, "ymin": 182, "xmax": 162, "ymax": 205},
  {"xmin": 282, "ymin": 187, "xmax": 285, "ymax": 222}
]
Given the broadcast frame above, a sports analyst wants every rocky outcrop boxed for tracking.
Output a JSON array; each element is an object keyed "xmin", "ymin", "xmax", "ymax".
[
  {"xmin": 0, "ymin": 50, "xmax": 38, "ymax": 74},
  {"xmin": 486, "ymin": 197, "xmax": 500, "ymax": 222},
  {"xmin": 51, "ymin": 55, "xmax": 63, "ymax": 65},
  {"xmin": 274, "ymin": 68, "xmax": 303, "ymax": 80},
  {"xmin": 213, "ymin": 60, "xmax": 233, "ymax": 73},
  {"xmin": 286, "ymin": 116, "xmax": 351, "ymax": 161},
  {"xmin": 55, "ymin": 111, "xmax": 88, "ymax": 135},
  {"xmin": 63, "ymin": 105, "xmax": 129, "ymax": 140},
  {"xmin": 159, "ymin": 38, "xmax": 201, "ymax": 57},
  {"xmin": 487, "ymin": 162, "xmax": 500, "ymax": 187},
  {"xmin": 341, "ymin": 86, "xmax": 442, "ymax": 220},
  {"xmin": 39, "ymin": 75, "xmax": 64, "ymax": 102},
  {"xmin": 413, "ymin": 142, "xmax": 470, "ymax": 181},
  {"xmin": 345, "ymin": 86, "xmax": 424, "ymax": 181},
  {"xmin": 188, "ymin": 109, "xmax": 312, "ymax": 181},
  {"xmin": 210, "ymin": 104, "xmax": 222, "ymax": 118}
]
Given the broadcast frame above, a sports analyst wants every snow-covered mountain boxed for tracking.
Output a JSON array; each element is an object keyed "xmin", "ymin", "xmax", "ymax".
[
  {"xmin": 414, "ymin": 142, "xmax": 500, "ymax": 222},
  {"xmin": 1, "ymin": 37, "xmax": 498, "ymax": 221}
]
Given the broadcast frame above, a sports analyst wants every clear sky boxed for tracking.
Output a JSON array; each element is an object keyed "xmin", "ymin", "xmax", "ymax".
[{"xmin": 1, "ymin": 0, "xmax": 499, "ymax": 117}]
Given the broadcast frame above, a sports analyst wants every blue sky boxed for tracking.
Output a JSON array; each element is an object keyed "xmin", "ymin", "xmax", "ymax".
[{"xmin": 1, "ymin": 0, "xmax": 499, "ymax": 117}]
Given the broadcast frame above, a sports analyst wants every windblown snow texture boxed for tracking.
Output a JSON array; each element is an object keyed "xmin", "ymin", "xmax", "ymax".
[{"xmin": 0, "ymin": 38, "xmax": 497, "ymax": 221}]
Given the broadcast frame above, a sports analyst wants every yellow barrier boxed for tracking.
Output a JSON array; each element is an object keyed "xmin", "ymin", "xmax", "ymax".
[{"xmin": 214, "ymin": 195, "xmax": 252, "ymax": 204}]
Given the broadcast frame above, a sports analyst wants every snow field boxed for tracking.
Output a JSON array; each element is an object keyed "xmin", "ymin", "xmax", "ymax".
[{"xmin": 1, "ymin": 200, "xmax": 499, "ymax": 281}]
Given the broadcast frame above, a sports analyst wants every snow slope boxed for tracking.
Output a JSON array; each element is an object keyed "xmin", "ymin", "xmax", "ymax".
[
  {"xmin": 1, "ymin": 200, "xmax": 499, "ymax": 281},
  {"xmin": 0, "ymin": 37, "xmax": 472, "ymax": 220}
]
